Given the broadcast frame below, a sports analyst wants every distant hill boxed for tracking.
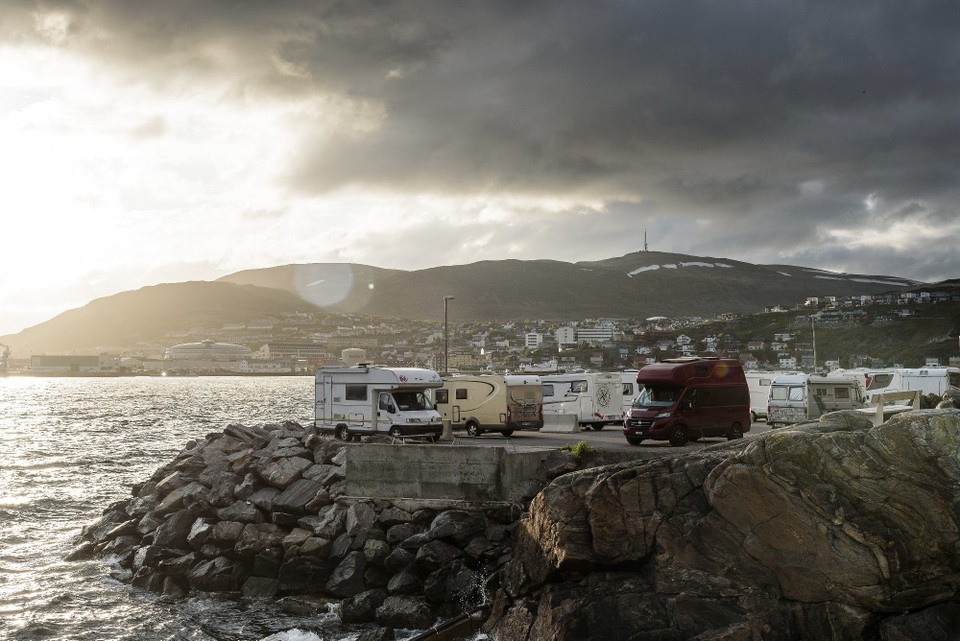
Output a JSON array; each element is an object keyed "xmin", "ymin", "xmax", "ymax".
[
  {"xmin": 1, "ymin": 281, "xmax": 321, "ymax": 355},
  {"xmin": 218, "ymin": 251, "xmax": 918, "ymax": 320},
  {"xmin": 0, "ymin": 251, "xmax": 925, "ymax": 355}
]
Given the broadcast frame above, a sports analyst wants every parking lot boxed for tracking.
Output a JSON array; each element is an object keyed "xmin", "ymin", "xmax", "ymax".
[{"xmin": 448, "ymin": 419, "xmax": 773, "ymax": 456}]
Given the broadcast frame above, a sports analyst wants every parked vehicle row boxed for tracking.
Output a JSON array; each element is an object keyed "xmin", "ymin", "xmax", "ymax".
[{"xmin": 312, "ymin": 363, "xmax": 958, "ymax": 444}]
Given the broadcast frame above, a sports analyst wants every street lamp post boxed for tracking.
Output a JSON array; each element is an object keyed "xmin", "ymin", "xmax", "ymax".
[{"xmin": 443, "ymin": 295, "xmax": 455, "ymax": 375}]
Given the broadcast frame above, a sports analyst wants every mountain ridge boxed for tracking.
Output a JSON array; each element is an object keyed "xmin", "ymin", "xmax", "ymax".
[{"xmin": 1, "ymin": 251, "xmax": 924, "ymax": 354}]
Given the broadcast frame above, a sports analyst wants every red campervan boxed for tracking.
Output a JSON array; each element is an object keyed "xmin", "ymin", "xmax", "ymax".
[{"xmin": 623, "ymin": 357, "xmax": 751, "ymax": 447}]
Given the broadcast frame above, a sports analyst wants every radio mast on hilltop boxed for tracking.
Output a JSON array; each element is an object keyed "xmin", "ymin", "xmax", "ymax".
[{"xmin": 644, "ymin": 229, "xmax": 648, "ymax": 252}]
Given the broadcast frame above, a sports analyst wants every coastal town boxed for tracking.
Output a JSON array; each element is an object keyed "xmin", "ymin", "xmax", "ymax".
[{"xmin": 10, "ymin": 286, "xmax": 960, "ymax": 376}]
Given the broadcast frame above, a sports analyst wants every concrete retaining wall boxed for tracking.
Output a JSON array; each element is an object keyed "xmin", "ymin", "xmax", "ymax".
[{"xmin": 345, "ymin": 444, "xmax": 555, "ymax": 502}]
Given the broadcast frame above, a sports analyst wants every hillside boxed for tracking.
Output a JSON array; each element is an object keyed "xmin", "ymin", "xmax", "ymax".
[
  {"xmin": 0, "ymin": 251, "xmax": 932, "ymax": 356},
  {"xmin": 217, "ymin": 251, "xmax": 917, "ymax": 320},
  {"xmin": 0, "ymin": 281, "xmax": 322, "ymax": 354}
]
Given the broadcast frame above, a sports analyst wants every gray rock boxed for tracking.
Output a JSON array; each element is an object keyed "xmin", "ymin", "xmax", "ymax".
[
  {"xmin": 155, "ymin": 481, "xmax": 207, "ymax": 515},
  {"xmin": 303, "ymin": 463, "xmax": 344, "ymax": 487},
  {"xmin": 299, "ymin": 536, "xmax": 333, "ymax": 558},
  {"xmin": 363, "ymin": 539, "xmax": 392, "ymax": 566},
  {"xmin": 153, "ymin": 509, "xmax": 195, "ymax": 549},
  {"xmin": 188, "ymin": 556, "xmax": 244, "ymax": 592},
  {"xmin": 258, "ymin": 456, "xmax": 313, "ymax": 489},
  {"xmin": 216, "ymin": 500, "xmax": 263, "ymax": 524},
  {"xmin": 242, "ymin": 576, "xmax": 279, "ymax": 598},
  {"xmin": 356, "ymin": 628, "xmax": 396, "ymax": 641},
  {"xmin": 415, "ymin": 539, "xmax": 463, "ymax": 573},
  {"xmin": 273, "ymin": 446, "xmax": 312, "ymax": 460},
  {"xmin": 375, "ymin": 595, "xmax": 434, "ymax": 630},
  {"xmin": 273, "ymin": 478, "xmax": 324, "ymax": 514},
  {"xmin": 346, "ymin": 502, "xmax": 378, "ymax": 536},
  {"xmin": 340, "ymin": 588, "xmax": 388, "ymax": 624},
  {"xmin": 282, "ymin": 527, "xmax": 313, "ymax": 549},
  {"xmin": 248, "ymin": 487, "xmax": 281, "ymax": 511},
  {"xmin": 299, "ymin": 504, "xmax": 346, "ymax": 539},
  {"xmin": 879, "ymin": 601, "xmax": 960, "ymax": 640},
  {"xmin": 277, "ymin": 555, "xmax": 333, "ymax": 593},
  {"xmin": 326, "ymin": 550, "xmax": 368, "ymax": 597},
  {"xmin": 209, "ymin": 521, "xmax": 245, "ymax": 546},
  {"xmin": 378, "ymin": 507, "xmax": 412, "ymax": 528},
  {"xmin": 386, "ymin": 565, "xmax": 422, "ymax": 595},
  {"xmin": 235, "ymin": 523, "xmax": 286, "ymax": 557},
  {"xmin": 427, "ymin": 510, "xmax": 486, "ymax": 546},
  {"xmin": 386, "ymin": 522, "xmax": 422, "ymax": 545},
  {"xmin": 223, "ymin": 423, "xmax": 272, "ymax": 448},
  {"xmin": 187, "ymin": 517, "xmax": 216, "ymax": 551},
  {"xmin": 234, "ymin": 473, "xmax": 258, "ymax": 500},
  {"xmin": 383, "ymin": 547, "xmax": 416, "ymax": 573}
]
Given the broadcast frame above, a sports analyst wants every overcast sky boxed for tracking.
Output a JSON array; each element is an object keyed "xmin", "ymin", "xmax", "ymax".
[{"xmin": 2, "ymin": 1, "xmax": 959, "ymax": 335}]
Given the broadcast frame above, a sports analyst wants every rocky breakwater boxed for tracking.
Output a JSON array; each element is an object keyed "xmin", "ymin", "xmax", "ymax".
[
  {"xmin": 74, "ymin": 421, "xmax": 521, "ymax": 631},
  {"xmin": 486, "ymin": 407, "xmax": 960, "ymax": 640}
]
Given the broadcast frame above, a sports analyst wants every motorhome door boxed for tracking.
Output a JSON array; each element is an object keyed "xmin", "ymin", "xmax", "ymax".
[
  {"xmin": 318, "ymin": 375, "xmax": 334, "ymax": 423},
  {"xmin": 377, "ymin": 392, "xmax": 398, "ymax": 430}
]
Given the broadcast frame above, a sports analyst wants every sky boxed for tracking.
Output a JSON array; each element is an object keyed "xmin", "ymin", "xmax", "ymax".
[{"xmin": 2, "ymin": 1, "xmax": 959, "ymax": 336}]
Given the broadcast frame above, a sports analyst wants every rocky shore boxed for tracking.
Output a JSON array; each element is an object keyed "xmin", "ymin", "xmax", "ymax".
[
  {"xmin": 485, "ymin": 401, "xmax": 960, "ymax": 640},
  {"xmin": 72, "ymin": 420, "xmax": 627, "ymax": 637},
  {"xmin": 76, "ymin": 391, "xmax": 960, "ymax": 640}
]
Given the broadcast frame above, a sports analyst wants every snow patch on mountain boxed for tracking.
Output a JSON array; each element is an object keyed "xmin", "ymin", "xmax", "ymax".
[{"xmin": 627, "ymin": 262, "xmax": 737, "ymax": 277}]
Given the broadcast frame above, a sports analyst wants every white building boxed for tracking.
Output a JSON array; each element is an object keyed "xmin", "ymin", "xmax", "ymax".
[
  {"xmin": 576, "ymin": 326, "xmax": 614, "ymax": 345},
  {"xmin": 525, "ymin": 332, "xmax": 543, "ymax": 349},
  {"xmin": 556, "ymin": 326, "xmax": 576, "ymax": 347}
]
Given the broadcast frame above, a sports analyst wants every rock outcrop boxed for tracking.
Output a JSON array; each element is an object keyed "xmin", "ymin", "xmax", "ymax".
[{"xmin": 485, "ymin": 409, "xmax": 960, "ymax": 640}]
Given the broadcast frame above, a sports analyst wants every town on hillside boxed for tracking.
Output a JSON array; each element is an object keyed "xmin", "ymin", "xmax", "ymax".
[{"xmin": 10, "ymin": 287, "xmax": 960, "ymax": 376}]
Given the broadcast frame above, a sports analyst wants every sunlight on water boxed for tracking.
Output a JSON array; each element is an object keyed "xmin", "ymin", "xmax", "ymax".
[{"xmin": 0, "ymin": 376, "xmax": 372, "ymax": 641}]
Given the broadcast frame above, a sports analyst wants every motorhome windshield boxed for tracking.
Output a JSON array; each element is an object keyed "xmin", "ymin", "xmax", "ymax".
[
  {"xmin": 392, "ymin": 391, "xmax": 433, "ymax": 411},
  {"xmin": 771, "ymin": 385, "xmax": 805, "ymax": 402},
  {"xmin": 632, "ymin": 385, "xmax": 681, "ymax": 409}
]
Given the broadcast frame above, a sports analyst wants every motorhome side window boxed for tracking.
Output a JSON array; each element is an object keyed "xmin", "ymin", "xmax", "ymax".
[
  {"xmin": 542, "ymin": 384, "xmax": 554, "ymax": 396},
  {"xmin": 435, "ymin": 389, "xmax": 449, "ymax": 404},
  {"xmin": 571, "ymin": 380, "xmax": 587, "ymax": 393},
  {"xmin": 835, "ymin": 387, "xmax": 850, "ymax": 399},
  {"xmin": 456, "ymin": 388, "xmax": 468, "ymax": 400},
  {"xmin": 623, "ymin": 383, "xmax": 634, "ymax": 396},
  {"xmin": 345, "ymin": 385, "xmax": 367, "ymax": 401}
]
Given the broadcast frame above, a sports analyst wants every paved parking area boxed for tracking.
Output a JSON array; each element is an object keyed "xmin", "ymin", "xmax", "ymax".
[{"xmin": 447, "ymin": 419, "xmax": 773, "ymax": 456}]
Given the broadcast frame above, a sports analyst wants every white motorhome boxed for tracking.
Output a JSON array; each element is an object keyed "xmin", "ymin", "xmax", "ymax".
[
  {"xmin": 767, "ymin": 374, "xmax": 866, "ymax": 427},
  {"xmin": 744, "ymin": 371, "xmax": 787, "ymax": 422},
  {"xmin": 434, "ymin": 374, "xmax": 543, "ymax": 437},
  {"xmin": 541, "ymin": 372, "xmax": 624, "ymax": 430},
  {"xmin": 314, "ymin": 365, "xmax": 443, "ymax": 441}
]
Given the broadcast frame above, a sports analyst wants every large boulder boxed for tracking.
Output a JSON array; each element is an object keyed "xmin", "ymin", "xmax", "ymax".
[{"xmin": 488, "ymin": 409, "xmax": 960, "ymax": 641}]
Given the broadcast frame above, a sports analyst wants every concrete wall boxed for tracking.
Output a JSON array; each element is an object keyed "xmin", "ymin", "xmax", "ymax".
[{"xmin": 345, "ymin": 444, "xmax": 555, "ymax": 502}]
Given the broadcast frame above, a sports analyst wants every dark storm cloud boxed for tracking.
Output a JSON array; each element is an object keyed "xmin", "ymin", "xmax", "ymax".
[{"xmin": 6, "ymin": 0, "xmax": 960, "ymax": 281}]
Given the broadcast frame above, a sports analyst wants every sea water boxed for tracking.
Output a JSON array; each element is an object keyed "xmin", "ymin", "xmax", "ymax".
[{"xmin": 0, "ymin": 375, "xmax": 374, "ymax": 641}]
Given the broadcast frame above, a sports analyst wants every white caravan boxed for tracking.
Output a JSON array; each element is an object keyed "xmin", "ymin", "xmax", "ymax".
[
  {"xmin": 897, "ymin": 367, "xmax": 960, "ymax": 396},
  {"xmin": 541, "ymin": 372, "xmax": 624, "ymax": 430},
  {"xmin": 767, "ymin": 374, "xmax": 866, "ymax": 427},
  {"xmin": 434, "ymin": 374, "xmax": 544, "ymax": 438},
  {"xmin": 833, "ymin": 367, "xmax": 959, "ymax": 401},
  {"xmin": 315, "ymin": 365, "xmax": 443, "ymax": 441},
  {"xmin": 744, "ymin": 371, "xmax": 788, "ymax": 422}
]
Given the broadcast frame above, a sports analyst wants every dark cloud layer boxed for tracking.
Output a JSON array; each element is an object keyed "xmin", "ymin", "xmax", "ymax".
[{"xmin": 5, "ymin": 0, "xmax": 960, "ymax": 281}]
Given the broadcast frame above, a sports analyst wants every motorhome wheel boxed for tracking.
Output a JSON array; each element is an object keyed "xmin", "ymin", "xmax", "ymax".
[
  {"xmin": 626, "ymin": 436, "xmax": 643, "ymax": 446},
  {"xmin": 465, "ymin": 421, "xmax": 482, "ymax": 437},
  {"xmin": 668, "ymin": 426, "xmax": 688, "ymax": 447},
  {"xmin": 751, "ymin": 411, "xmax": 758, "ymax": 423},
  {"xmin": 335, "ymin": 425, "xmax": 350, "ymax": 442},
  {"xmin": 590, "ymin": 424, "xmax": 604, "ymax": 431},
  {"xmin": 388, "ymin": 426, "xmax": 403, "ymax": 439},
  {"xmin": 500, "ymin": 429, "xmax": 514, "ymax": 437},
  {"xmin": 727, "ymin": 423, "xmax": 744, "ymax": 440}
]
